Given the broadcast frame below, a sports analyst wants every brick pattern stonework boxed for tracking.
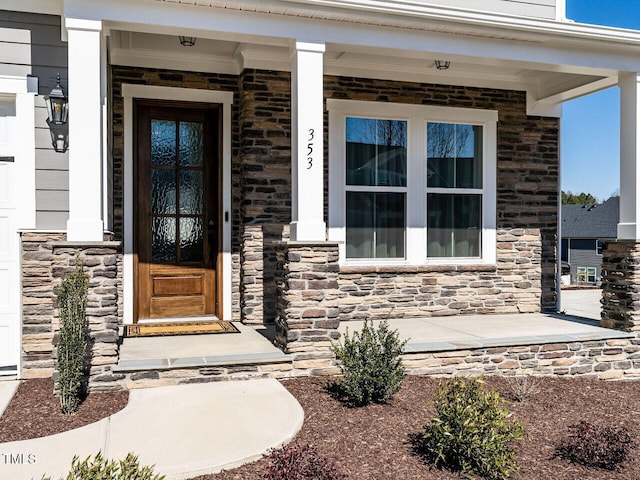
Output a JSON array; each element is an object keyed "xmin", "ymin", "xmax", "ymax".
[
  {"xmin": 402, "ymin": 338, "xmax": 640, "ymax": 380},
  {"xmin": 339, "ymin": 229, "xmax": 542, "ymax": 320},
  {"xmin": 21, "ymin": 233, "xmax": 123, "ymax": 391},
  {"xmin": 601, "ymin": 240, "xmax": 640, "ymax": 332},
  {"xmin": 275, "ymin": 242, "xmax": 341, "ymax": 375}
]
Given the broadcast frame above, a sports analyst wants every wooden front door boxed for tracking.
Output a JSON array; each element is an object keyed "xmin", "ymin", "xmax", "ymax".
[{"xmin": 135, "ymin": 101, "xmax": 220, "ymax": 321}]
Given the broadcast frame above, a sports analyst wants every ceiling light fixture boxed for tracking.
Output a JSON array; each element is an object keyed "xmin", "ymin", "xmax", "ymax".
[
  {"xmin": 179, "ymin": 36, "xmax": 197, "ymax": 47},
  {"xmin": 434, "ymin": 60, "xmax": 451, "ymax": 70}
]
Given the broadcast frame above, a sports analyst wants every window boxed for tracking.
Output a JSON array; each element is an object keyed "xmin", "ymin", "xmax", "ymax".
[
  {"xmin": 576, "ymin": 266, "xmax": 597, "ymax": 285},
  {"xmin": 328, "ymin": 100, "xmax": 497, "ymax": 265},
  {"xmin": 596, "ymin": 239, "xmax": 603, "ymax": 255}
]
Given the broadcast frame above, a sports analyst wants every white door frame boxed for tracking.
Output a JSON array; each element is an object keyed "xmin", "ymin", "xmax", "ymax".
[
  {"xmin": 0, "ymin": 75, "xmax": 36, "ymax": 376},
  {"xmin": 121, "ymin": 84, "xmax": 233, "ymax": 323}
]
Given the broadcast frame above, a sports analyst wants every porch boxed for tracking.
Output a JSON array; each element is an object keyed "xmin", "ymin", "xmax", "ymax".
[{"xmin": 111, "ymin": 301, "xmax": 637, "ymax": 388}]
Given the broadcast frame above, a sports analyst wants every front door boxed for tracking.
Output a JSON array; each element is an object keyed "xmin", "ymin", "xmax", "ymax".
[{"xmin": 135, "ymin": 101, "xmax": 220, "ymax": 321}]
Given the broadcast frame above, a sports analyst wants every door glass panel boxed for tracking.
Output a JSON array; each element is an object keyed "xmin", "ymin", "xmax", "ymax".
[
  {"xmin": 179, "ymin": 170, "xmax": 203, "ymax": 215},
  {"xmin": 151, "ymin": 120, "xmax": 176, "ymax": 166},
  {"xmin": 151, "ymin": 169, "xmax": 177, "ymax": 214},
  {"xmin": 179, "ymin": 121, "xmax": 204, "ymax": 167},
  {"xmin": 180, "ymin": 217, "xmax": 204, "ymax": 262},
  {"xmin": 152, "ymin": 217, "xmax": 176, "ymax": 262}
]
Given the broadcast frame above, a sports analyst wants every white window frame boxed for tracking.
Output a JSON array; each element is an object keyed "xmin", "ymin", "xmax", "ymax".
[{"xmin": 328, "ymin": 99, "xmax": 497, "ymax": 266}]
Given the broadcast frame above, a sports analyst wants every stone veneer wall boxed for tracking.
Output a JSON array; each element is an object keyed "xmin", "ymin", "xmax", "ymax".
[
  {"xmin": 239, "ymin": 70, "xmax": 293, "ymax": 324},
  {"xmin": 274, "ymin": 242, "xmax": 341, "ymax": 375},
  {"xmin": 322, "ymin": 76, "xmax": 558, "ymax": 316},
  {"xmin": 601, "ymin": 240, "xmax": 640, "ymax": 332},
  {"xmin": 21, "ymin": 232, "xmax": 123, "ymax": 391}
]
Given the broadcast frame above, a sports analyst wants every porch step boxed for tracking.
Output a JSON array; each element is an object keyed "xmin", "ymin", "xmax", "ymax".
[{"xmin": 113, "ymin": 351, "xmax": 291, "ymax": 373}]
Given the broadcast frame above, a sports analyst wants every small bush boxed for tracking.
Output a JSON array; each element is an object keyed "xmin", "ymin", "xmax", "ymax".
[
  {"xmin": 332, "ymin": 319, "xmax": 407, "ymax": 406},
  {"xmin": 54, "ymin": 260, "xmax": 89, "ymax": 414},
  {"xmin": 555, "ymin": 420, "xmax": 634, "ymax": 471},
  {"xmin": 418, "ymin": 376, "xmax": 524, "ymax": 480},
  {"xmin": 263, "ymin": 443, "xmax": 347, "ymax": 480},
  {"xmin": 41, "ymin": 452, "xmax": 165, "ymax": 480},
  {"xmin": 505, "ymin": 375, "xmax": 539, "ymax": 403}
]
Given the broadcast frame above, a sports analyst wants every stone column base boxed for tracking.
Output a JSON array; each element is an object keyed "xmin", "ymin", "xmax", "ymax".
[{"xmin": 601, "ymin": 240, "xmax": 640, "ymax": 332}]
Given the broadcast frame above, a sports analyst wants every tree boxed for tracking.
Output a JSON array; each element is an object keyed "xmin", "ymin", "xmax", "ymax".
[{"xmin": 561, "ymin": 191, "xmax": 598, "ymax": 205}]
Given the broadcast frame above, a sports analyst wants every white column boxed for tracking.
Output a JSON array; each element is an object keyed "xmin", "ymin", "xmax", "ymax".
[
  {"xmin": 618, "ymin": 72, "xmax": 640, "ymax": 240},
  {"xmin": 65, "ymin": 18, "xmax": 104, "ymax": 241},
  {"xmin": 290, "ymin": 41, "xmax": 326, "ymax": 241}
]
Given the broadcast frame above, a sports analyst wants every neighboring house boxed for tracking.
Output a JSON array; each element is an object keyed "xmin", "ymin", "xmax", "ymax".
[
  {"xmin": 561, "ymin": 197, "xmax": 619, "ymax": 286},
  {"xmin": 1, "ymin": 0, "xmax": 640, "ymax": 387}
]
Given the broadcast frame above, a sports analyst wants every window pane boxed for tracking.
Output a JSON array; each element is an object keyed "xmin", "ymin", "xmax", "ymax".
[
  {"xmin": 346, "ymin": 192, "xmax": 405, "ymax": 259},
  {"xmin": 151, "ymin": 169, "xmax": 176, "ymax": 215},
  {"xmin": 179, "ymin": 121, "xmax": 204, "ymax": 167},
  {"xmin": 180, "ymin": 217, "xmax": 204, "ymax": 262},
  {"xmin": 346, "ymin": 118, "xmax": 407, "ymax": 187},
  {"xmin": 151, "ymin": 119, "xmax": 176, "ymax": 166},
  {"xmin": 179, "ymin": 170, "xmax": 203, "ymax": 215},
  {"xmin": 427, "ymin": 123, "xmax": 482, "ymax": 189},
  {"xmin": 427, "ymin": 193, "xmax": 481, "ymax": 258},
  {"xmin": 152, "ymin": 217, "xmax": 176, "ymax": 263}
]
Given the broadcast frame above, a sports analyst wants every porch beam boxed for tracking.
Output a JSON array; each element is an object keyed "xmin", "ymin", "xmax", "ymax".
[
  {"xmin": 65, "ymin": 18, "xmax": 104, "ymax": 241},
  {"xmin": 290, "ymin": 41, "xmax": 326, "ymax": 242},
  {"xmin": 618, "ymin": 72, "xmax": 640, "ymax": 240}
]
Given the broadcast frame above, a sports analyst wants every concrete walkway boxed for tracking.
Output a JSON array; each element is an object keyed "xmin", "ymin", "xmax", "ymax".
[{"xmin": 0, "ymin": 379, "xmax": 304, "ymax": 480}]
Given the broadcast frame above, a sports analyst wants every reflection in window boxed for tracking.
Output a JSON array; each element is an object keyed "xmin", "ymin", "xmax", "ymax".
[
  {"xmin": 427, "ymin": 194, "xmax": 481, "ymax": 258},
  {"xmin": 346, "ymin": 118, "xmax": 407, "ymax": 187},
  {"xmin": 346, "ymin": 192, "xmax": 405, "ymax": 259},
  {"xmin": 427, "ymin": 123, "xmax": 482, "ymax": 189}
]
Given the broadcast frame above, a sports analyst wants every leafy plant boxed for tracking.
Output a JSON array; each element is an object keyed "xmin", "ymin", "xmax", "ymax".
[
  {"xmin": 41, "ymin": 452, "xmax": 165, "ymax": 480},
  {"xmin": 263, "ymin": 443, "xmax": 346, "ymax": 480},
  {"xmin": 418, "ymin": 376, "xmax": 524, "ymax": 480},
  {"xmin": 332, "ymin": 319, "xmax": 407, "ymax": 406},
  {"xmin": 505, "ymin": 375, "xmax": 539, "ymax": 403},
  {"xmin": 54, "ymin": 259, "xmax": 89, "ymax": 414},
  {"xmin": 555, "ymin": 420, "xmax": 633, "ymax": 471}
]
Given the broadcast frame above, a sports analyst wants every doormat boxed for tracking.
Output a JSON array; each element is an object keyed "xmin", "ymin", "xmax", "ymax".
[{"xmin": 124, "ymin": 321, "xmax": 239, "ymax": 337}]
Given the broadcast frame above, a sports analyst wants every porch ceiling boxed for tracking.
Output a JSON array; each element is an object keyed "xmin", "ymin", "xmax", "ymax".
[{"xmin": 109, "ymin": 28, "xmax": 614, "ymax": 117}]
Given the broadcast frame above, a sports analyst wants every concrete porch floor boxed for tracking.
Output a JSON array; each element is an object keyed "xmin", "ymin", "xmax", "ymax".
[{"xmin": 114, "ymin": 289, "xmax": 632, "ymax": 372}]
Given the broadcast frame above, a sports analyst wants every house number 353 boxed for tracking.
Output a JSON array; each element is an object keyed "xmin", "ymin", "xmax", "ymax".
[{"xmin": 306, "ymin": 129, "xmax": 315, "ymax": 169}]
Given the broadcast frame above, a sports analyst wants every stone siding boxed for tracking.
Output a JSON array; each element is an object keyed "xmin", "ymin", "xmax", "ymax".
[
  {"xmin": 339, "ymin": 229, "xmax": 542, "ymax": 320},
  {"xmin": 323, "ymin": 76, "xmax": 558, "ymax": 316},
  {"xmin": 402, "ymin": 338, "xmax": 640, "ymax": 380},
  {"xmin": 275, "ymin": 242, "xmax": 341, "ymax": 375},
  {"xmin": 601, "ymin": 240, "xmax": 640, "ymax": 332},
  {"xmin": 21, "ymin": 232, "xmax": 123, "ymax": 390}
]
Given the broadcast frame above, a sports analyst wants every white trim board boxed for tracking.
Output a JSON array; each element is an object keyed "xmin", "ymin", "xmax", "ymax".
[{"xmin": 121, "ymin": 84, "xmax": 234, "ymax": 323}]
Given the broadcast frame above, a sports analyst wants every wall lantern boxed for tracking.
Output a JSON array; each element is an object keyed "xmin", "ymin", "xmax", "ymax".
[
  {"xmin": 45, "ymin": 74, "xmax": 69, "ymax": 153},
  {"xmin": 179, "ymin": 36, "xmax": 197, "ymax": 47},
  {"xmin": 434, "ymin": 60, "xmax": 451, "ymax": 70}
]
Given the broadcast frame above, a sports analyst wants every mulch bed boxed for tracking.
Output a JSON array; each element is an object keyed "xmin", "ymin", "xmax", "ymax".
[
  {"xmin": 0, "ymin": 378, "xmax": 128, "ymax": 443},
  {"xmin": 195, "ymin": 376, "xmax": 640, "ymax": 480}
]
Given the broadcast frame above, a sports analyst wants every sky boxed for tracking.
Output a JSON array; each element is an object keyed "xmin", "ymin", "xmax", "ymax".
[{"xmin": 561, "ymin": 0, "xmax": 640, "ymax": 201}]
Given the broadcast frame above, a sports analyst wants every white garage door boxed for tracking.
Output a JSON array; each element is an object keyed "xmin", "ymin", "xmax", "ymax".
[{"xmin": 0, "ymin": 96, "xmax": 20, "ymax": 374}]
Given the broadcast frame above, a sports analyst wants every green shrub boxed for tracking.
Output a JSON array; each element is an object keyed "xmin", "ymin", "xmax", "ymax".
[
  {"xmin": 41, "ymin": 452, "xmax": 165, "ymax": 480},
  {"xmin": 418, "ymin": 376, "xmax": 524, "ymax": 480},
  {"xmin": 555, "ymin": 420, "xmax": 634, "ymax": 471},
  {"xmin": 54, "ymin": 260, "xmax": 89, "ymax": 414},
  {"xmin": 264, "ymin": 443, "xmax": 347, "ymax": 480},
  {"xmin": 332, "ymin": 319, "xmax": 407, "ymax": 406}
]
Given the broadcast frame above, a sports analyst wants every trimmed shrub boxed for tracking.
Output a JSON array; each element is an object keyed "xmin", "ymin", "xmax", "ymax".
[
  {"xmin": 332, "ymin": 319, "xmax": 407, "ymax": 406},
  {"xmin": 264, "ymin": 443, "xmax": 346, "ymax": 480},
  {"xmin": 54, "ymin": 260, "xmax": 89, "ymax": 414},
  {"xmin": 418, "ymin": 376, "xmax": 524, "ymax": 480},
  {"xmin": 41, "ymin": 452, "xmax": 165, "ymax": 480},
  {"xmin": 555, "ymin": 420, "xmax": 633, "ymax": 471}
]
